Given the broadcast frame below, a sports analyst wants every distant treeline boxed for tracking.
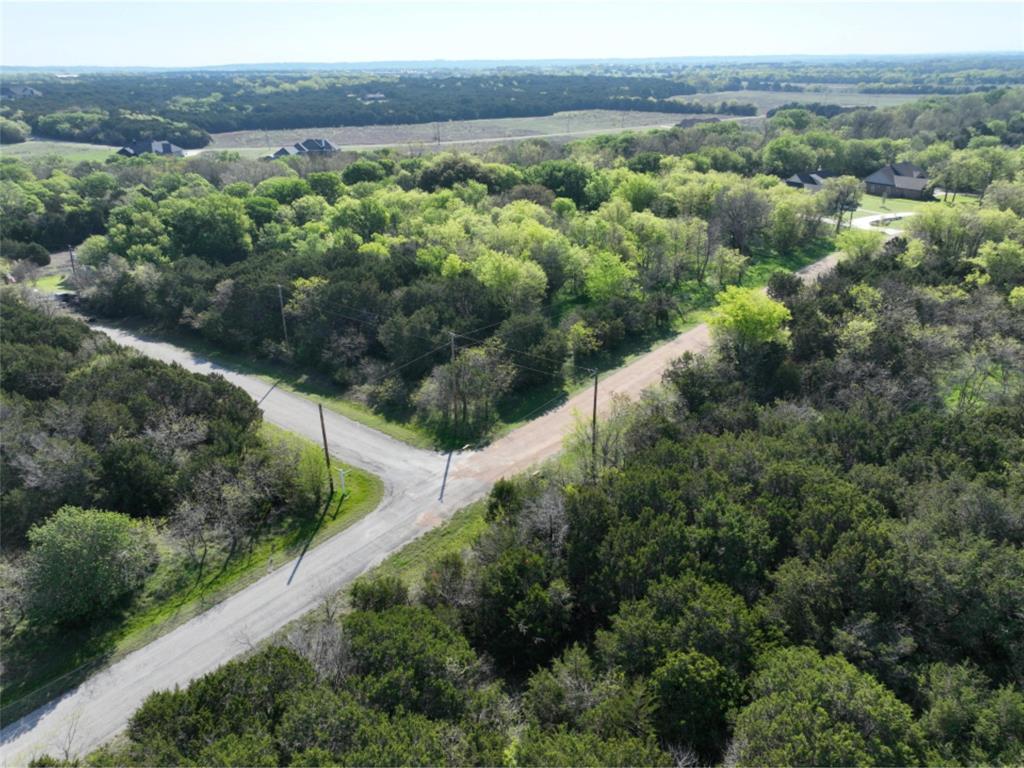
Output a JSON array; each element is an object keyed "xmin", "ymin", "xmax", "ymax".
[
  {"xmin": 2, "ymin": 73, "xmax": 740, "ymax": 148},
  {"xmin": 2, "ymin": 56, "xmax": 1021, "ymax": 148}
]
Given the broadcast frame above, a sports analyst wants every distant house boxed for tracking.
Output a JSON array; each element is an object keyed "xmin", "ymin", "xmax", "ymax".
[
  {"xmin": 117, "ymin": 140, "xmax": 185, "ymax": 158},
  {"xmin": 785, "ymin": 170, "xmax": 834, "ymax": 192},
  {"xmin": 265, "ymin": 138, "xmax": 338, "ymax": 160},
  {"xmin": 863, "ymin": 162, "xmax": 931, "ymax": 200},
  {"xmin": 0, "ymin": 85, "xmax": 42, "ymax": 99}
]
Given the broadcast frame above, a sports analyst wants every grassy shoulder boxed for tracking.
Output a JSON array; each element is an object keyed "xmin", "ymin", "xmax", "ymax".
[
  {"xmin": 0, "ymin": 424, "xmax": 383, "ymax": 725},
  {"xmin": 372, "ymin": 501, "xmax": 489, "ymax": 588}
]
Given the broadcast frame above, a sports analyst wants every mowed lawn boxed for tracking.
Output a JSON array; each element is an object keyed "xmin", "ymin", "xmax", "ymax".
[
  {"xmin": 852, "ymin": 191, "xmax": 981, "ymax": 219},
  {"xmin": 0, "ymin": 139, "xmax": 116, "ymax": 162}
]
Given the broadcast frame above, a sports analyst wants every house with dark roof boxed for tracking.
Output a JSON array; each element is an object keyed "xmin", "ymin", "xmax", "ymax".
[
  {"xmin": 863, "ymin": 162, "xmax": 931, "ymax": 200},
  {"xmin": 265, "ymin": 138, "xmax": 338, "ymax": 160},
  {"xmin": 117, "ymin": 140, "xmax": 185, "ymax": 158},
  {"xmin": 785, "ymin": 170, "xmax": 834, "ymax": 192}
]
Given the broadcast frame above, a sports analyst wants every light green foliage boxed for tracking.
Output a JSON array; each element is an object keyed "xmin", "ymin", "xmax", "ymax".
[
  {"xmin": 24, "ymin": 506, "xmax": 157, "ymax": 625},
  {"xmin": 470, "ymin": 249, "xmax": 548, "ymax": 312},
  {"xmin": 159, "ymin": 193, "xmax": 253, "ymax": 264},
  {"xmin": 918, "ymin": 662, "xmax": 1024, "ymax": 765},
  {"xmin": 836, "ymin": 227, "xmax": 885, "ymax": 261},
  {"xmin": 0, "ymin": 116, "xmax": 30, "ymax": 143},
  {"xmin": 615, "ymin": 172, "xmax": 659, "ymax": 212},
  {"xmin": 819, "ymin": 175, "xmax": 864, "ymax": 229},
  {"xmin": 583, "ymin": 250, "xmax": 637, "ymax": 303},
  {"xmin": 969, "ymin": 239, "xmax": 1024, "ymax": 290},
  {"xmin": 710, "ymin": 285, "xmax": 791, "ymax": 352}
]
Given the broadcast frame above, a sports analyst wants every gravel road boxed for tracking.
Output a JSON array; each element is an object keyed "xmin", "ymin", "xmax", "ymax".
[{"xmin": 1, "ymin": 223, "xmax": 876, "ymax": 764}]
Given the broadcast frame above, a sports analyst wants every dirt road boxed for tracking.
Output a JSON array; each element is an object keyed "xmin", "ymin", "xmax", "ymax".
[{"xmin": 1, "ymin": 224, "xmax": 869, "ymax": 764}]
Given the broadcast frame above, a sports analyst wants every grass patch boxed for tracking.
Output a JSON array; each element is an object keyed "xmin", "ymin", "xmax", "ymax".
[
  {"xmin": 30, "ymin": 273, "xmax": 67, "ymax": 294},
  {"xmin": 0, "ymin": 425, "xmax": 383, "ymax": 725},
  {"xmin": 677, "ymin": 89, "xmax": 926, "ymax": 115},
  {"xmin": 373, "ymin": 501, "xmax": 489, "ymax": 588},
  {"xmin": 852, "ymin": 193, "xmax": 949, "ymax": 218},
  {"xmin": 0, "ymin": 139, "xmax": 116, "ymax": 162}
]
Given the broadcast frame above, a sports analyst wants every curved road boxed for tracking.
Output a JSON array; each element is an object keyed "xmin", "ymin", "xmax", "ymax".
[{"xmin": 0, "ymin": 214, "xmax": 901, "ymax": 764}]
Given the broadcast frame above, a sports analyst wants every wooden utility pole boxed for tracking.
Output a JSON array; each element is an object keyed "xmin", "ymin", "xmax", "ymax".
[
  {"xmin": 276, "ymin": 284, "xmax": 289, "ymax": 345},
  {"xmin": 591, "ymin": 368, "xmax": 599, "ymax": 481},
  {"xmin": 67, "ymin": 244, "xmax": 79, "ymax": 280},
  {"xmin": 318, "ymin": 404, "xmax": 335, "ymax": 495},
  {"xmin": 448, "ymin": 330, "xmax": 458, "ymax": 427}
]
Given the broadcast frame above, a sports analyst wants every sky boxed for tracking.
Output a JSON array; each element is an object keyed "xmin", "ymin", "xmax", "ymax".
[{"xmin": 1, "ymin": 0, "xmax": 1022, "ymax": 69}]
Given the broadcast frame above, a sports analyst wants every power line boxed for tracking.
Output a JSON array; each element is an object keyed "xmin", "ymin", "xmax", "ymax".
[
  {"xmin": 453, "ymin": 330, "xmax": 596, "ymax": 377},
  {"xmin": 363, "ymin": 340, "xmax": 452, "ymax": 383}
]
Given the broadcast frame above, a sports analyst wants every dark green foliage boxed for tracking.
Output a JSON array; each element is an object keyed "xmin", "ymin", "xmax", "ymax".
[
  {"xmin": 1, "ymin": 239, "xmax": 50, "ymax": 266},
  {"xmin": 649, "ymin": 650, "xmax": 739, "ymax": 760},
  {"xmin": 730, "ymin": 647, "xmax": 925, "ymax": 766},
  {"xmin": 466, "ymin": 546, "xmax": 573, "ymax": 673},
  {"xmin": 0, "ymin": 296, "xmax": 301, "ymax": 552},
  {"xmin": 344, "ymin": 606, "xmax": 478, "ymax": 719},
  {"xmin": 515, "ymin": 727, "xmax": 673, "ymax": 767},
  {"xmin": 126, "ymin": 646, "xmax": 315, "ymax": 765},
  {"xmin": 348, "ymin": 575, "xmax": 409, "ymax": 612}
]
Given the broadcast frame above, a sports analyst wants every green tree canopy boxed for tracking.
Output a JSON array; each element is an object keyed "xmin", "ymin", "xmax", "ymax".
[{"xmin": 24, "ymin": 506, "xmax": 157, "ymax": 625}]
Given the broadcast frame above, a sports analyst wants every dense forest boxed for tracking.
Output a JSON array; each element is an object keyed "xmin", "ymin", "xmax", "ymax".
[
  {"xmin": 0, "ymin": 72, "xmax": 754, "ymax": 148},
  {"xmin": 3, "ymin": 58, "xmax": 1024, "ymax": 767},
  {"xmin": 2, "ymin": 89, "xmax": 1022, "ymax": 445},
  {"xmin": 82, "ymin": 187, "xmax": 1024, "ymax": 766},
  {"xmin": 2, "ymin": 55, "xmax": 1022, "ymax": 147}
]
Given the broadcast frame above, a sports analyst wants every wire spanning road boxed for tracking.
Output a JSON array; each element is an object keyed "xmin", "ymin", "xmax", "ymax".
[{"xmin": 0, "ymin": 216, "xmax": 900, "ymax": 764}]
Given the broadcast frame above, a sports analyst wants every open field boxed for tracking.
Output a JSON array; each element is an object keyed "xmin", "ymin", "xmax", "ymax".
[
  {"xmin": 6, "ymin": 109, "xmax": 723, "ymax": 161},
  {"xmin": 0, "ymin": 139, "xmax": 116, "ymax": 162},
  {"xmin": 202, "ymin": 109, "xmax": 694, "ymax": 154},
  {"xmin": 0, "ymin": 429, "xmax": 383, "ymax": 725},
  {"xmin": 678, "ymin": 88, "xmax": 928, "ymax": 115}
]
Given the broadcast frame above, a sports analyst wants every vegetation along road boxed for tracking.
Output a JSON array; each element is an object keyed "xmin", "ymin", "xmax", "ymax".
[{"xmin": 0, "ymin": 214, "xmax": 897, "ymax": 763}]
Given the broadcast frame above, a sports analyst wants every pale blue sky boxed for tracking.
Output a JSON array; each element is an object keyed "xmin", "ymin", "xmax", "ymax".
[{"xmin": 2, "ymin": 1, "xmax": 1021, "ymax": 68}]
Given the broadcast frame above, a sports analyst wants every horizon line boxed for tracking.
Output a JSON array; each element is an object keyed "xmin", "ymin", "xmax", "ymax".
[{"xmin": 4, "ymin": 50, "xmax": 1023, "ymax": 72}]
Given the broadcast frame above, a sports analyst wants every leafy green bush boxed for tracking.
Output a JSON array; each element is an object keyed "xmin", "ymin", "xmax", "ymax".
[{"xmin": 24, "ymin": 506, "xmax": 157, "ymax": 625}]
